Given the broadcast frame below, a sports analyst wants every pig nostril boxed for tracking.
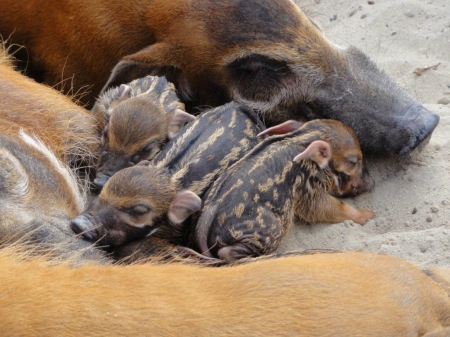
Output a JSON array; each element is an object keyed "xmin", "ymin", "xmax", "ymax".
[{"xmin": 93, "ymin": 177, "xmax": 105, "ymax": 188}]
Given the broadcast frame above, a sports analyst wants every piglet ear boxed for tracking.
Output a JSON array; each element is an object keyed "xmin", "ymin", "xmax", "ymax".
[
  {"xmin": 257, "ymin": 120, "xmax": 302, "ymax": 138},
  {"xmin": 106, "ymin": 84, "xmax": 133, "ymax": 115},
  {"xmin": 293, "ymin": 140, "xmax": 331, "ymax": 169},
  {"xmin": 168, "ymin": 190, "xmax": 202, "ymax": 224},
  {"xmin": 168, "ymin": 109, "xmax": 196, "ymax": 139},
  {"xmin": 117, "ymin": 84, "xmax": 132, "ymax": 99}
]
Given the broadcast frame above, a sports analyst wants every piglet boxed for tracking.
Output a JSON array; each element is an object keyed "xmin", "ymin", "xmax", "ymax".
[
  {"xmin": 92, "ymin": 76, "xmax": 195, "ymax": 189},
  {"xmin": 190, "ymin": 119, "xmax": 375, "ymax": 261}
]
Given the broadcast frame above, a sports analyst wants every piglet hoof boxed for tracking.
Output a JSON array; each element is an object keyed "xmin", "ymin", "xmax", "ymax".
[
  {"xmin": 218, "ymin": 244, "xmax": 257, "ymax": 262},
  {"xmin": 354, "ymin": 209, "xmax": 375, "ymax": 226},
  {"xmin": 177, "ymin": 247, "xmax": 221, "ymax": 262},
  {"xmin": 136, "ymin": 160, "xmax": 151, "ymax": 166}
]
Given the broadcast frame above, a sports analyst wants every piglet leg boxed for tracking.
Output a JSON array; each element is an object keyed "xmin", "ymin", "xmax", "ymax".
[
  {"xmin": 217, "ymin": 243, "xmax": 258, "ymax": 262},
  {"xmin": 316, "ymin": 195, "xmax": 374, "ymax": 225}
]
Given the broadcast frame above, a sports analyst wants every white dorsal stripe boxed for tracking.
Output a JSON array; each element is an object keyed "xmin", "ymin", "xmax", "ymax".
[{"xmin": 18, "ymin": 129, "xmax": 86, "ymax": 213}]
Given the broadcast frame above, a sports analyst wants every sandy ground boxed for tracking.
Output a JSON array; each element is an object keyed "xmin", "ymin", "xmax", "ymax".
[{"xmin": 279, "ymin": 0, "xmax": 450, "ymax": 267}]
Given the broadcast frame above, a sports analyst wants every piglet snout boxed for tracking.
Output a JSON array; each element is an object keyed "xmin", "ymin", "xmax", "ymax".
[
  {"xmin": 93, "ymin": 173, "xmax": 112, "ymax": 189},
  {"xmin": 71, "ymin": 215, "xmax": 97, "ymax": 242},
  {"xmin": 357, "ymin": 168, "xmax": 375, "ymax": 194}
]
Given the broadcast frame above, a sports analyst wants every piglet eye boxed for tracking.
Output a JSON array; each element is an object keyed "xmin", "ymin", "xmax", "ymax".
[
  {"xmin": 346, "ymin": 154, "xmax": 359, "ymax": 166},
  {"xmin": 130, "ymin": 155, "xmax": 140, "ymax": 164},
  {"xmin": 140, "ymin": 140, "xmax": 157, "ymax": 154},
  {"xmin": 124, "ymin": 204, "xmax": 151, "ymax": 217},
  {"xmin": 132, "ymin": 140, "xmax": 159, "ymax": 162}
]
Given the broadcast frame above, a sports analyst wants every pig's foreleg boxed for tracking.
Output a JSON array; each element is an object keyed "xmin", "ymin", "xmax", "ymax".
[{"xmin": 313, "ymin": 195, "xmax": 375, "ymax": 225}]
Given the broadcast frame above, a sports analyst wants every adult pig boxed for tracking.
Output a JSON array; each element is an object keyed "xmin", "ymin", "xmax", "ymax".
[{"xmin": 0, "ymin": 0, "xmax": 439, "ymax": 155}]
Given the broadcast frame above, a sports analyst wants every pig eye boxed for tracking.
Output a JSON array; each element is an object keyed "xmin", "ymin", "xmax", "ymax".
[
  {"xmin": 123, "ymin": 204, "xmax": 151, "ymax": 217},
  {"xmin": 228, "ymin": 55, "xmax": 288, "ymax": 74},
  {"xmin": 129, "ymin": 140, "xmax": 158, "ymax": 165},
  {"xmin": 130, "ymin": 155, "xmax": 140, "ymax": 164},
  {"xmin": 139, "ymin": 140, "xmax": 156, "ymax": 154},
  {"xmin": 345, "ymin": 154, "xmax": 359, "ymax": 167}
]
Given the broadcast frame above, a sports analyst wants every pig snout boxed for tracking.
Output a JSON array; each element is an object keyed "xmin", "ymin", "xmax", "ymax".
[
  {"xmin": 71, "ymin": 215, "xmax": 102, "ymax": 242},
  {"xmin": 362, "ymin": 103, "xmax": 440, "ymax": 156},
  {"xmin": 93, "ymin": 173, "xmax": 113, "ymax": 190},
  {"xmin": 354, "ymin": 168, "xmax": 375, "ymax": 196},
  {"xmin": 307, "ymin": 47, "xmax": 440, "ymax": 155},
  {"xmin": 397, "ymin": 105, "xmax": 440, "ymax": 156},
  {"xmin": 95, "ymin": 158, "xmax": 134, "ymax": 189},
  {"xmin": 334, "ymin": 167, "xmax": 375, "ymax": 198}
]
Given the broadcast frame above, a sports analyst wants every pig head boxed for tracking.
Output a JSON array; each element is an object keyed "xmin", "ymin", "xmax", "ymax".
[{"xmin": 70, "ymin": 166, "xmax": 202, "ymax": 248}]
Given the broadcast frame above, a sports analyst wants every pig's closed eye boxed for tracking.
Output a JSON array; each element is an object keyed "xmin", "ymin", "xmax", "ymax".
[
  {"xmin": 129, "ymin": 141, "xmax": 158, "ymax": 164},
  {"xmin": 123, "ymin": 204, "xmax": 151, "ymax": 217},
  {"xmin": 346, "ymin": 154, "xmax": 359, "ymax": 167},
  {"xmin": 139, "ymin": 140, "xmax": 157, "ymax": 156},
  {"xmin": 130, "ymin": 155, "xmax": 140, "ymax": 164},
  {"xmin": 228, "ymin": 55, "xmax": 288, "ymax": 75}
]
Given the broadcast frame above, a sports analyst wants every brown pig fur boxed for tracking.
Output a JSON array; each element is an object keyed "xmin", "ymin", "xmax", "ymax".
[
  {"xmin": 1, "ymin": 247, "xmax": 450, "ymax": 337},
  {"xmin": 0, "ymin": 48, "xmax": 105, "ymax": 262},
  {"xmin": 0, "ymin": 47, "xmax": 101, "ymax": 171}
]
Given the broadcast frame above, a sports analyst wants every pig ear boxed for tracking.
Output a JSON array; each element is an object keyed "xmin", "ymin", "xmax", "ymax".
[
  {"xmin": 106, "ymin": 84, "xmax": 133, "ymax": 115},
  {"xmin": 293, "ymin": 140, "xmax": 331, "ymax": 169},
  {"xmin": 257, "ymin": 120, "xmax": 302, "ymax": 138},
  {"xmin": 168, "ymin": 190, "xmax": 202, "ymax": 224},
  {"xmin": 117, "ymin": 84, "xmax": 132, "ymax": 99},
  {"xmin": 101, "ymin": 43, "xmax": 192, "ymax": 101},
  {"xmin": 0, "ymin": 145, "xmax": 29, "ymax": 197},
  {"xmin": 168, "ymin": 109, "xmax": 196, "ymax": 138}
]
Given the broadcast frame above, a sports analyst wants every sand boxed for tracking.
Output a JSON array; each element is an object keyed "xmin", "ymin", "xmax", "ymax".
[{"xmin": 279, "ymin": 0, "xmax": 450, "ymax": 267}]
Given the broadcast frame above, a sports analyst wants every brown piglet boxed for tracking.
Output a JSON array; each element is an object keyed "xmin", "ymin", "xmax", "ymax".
[{"xmin": 92, "ymin": 76, "xmax": 195, "ymax": 189}]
